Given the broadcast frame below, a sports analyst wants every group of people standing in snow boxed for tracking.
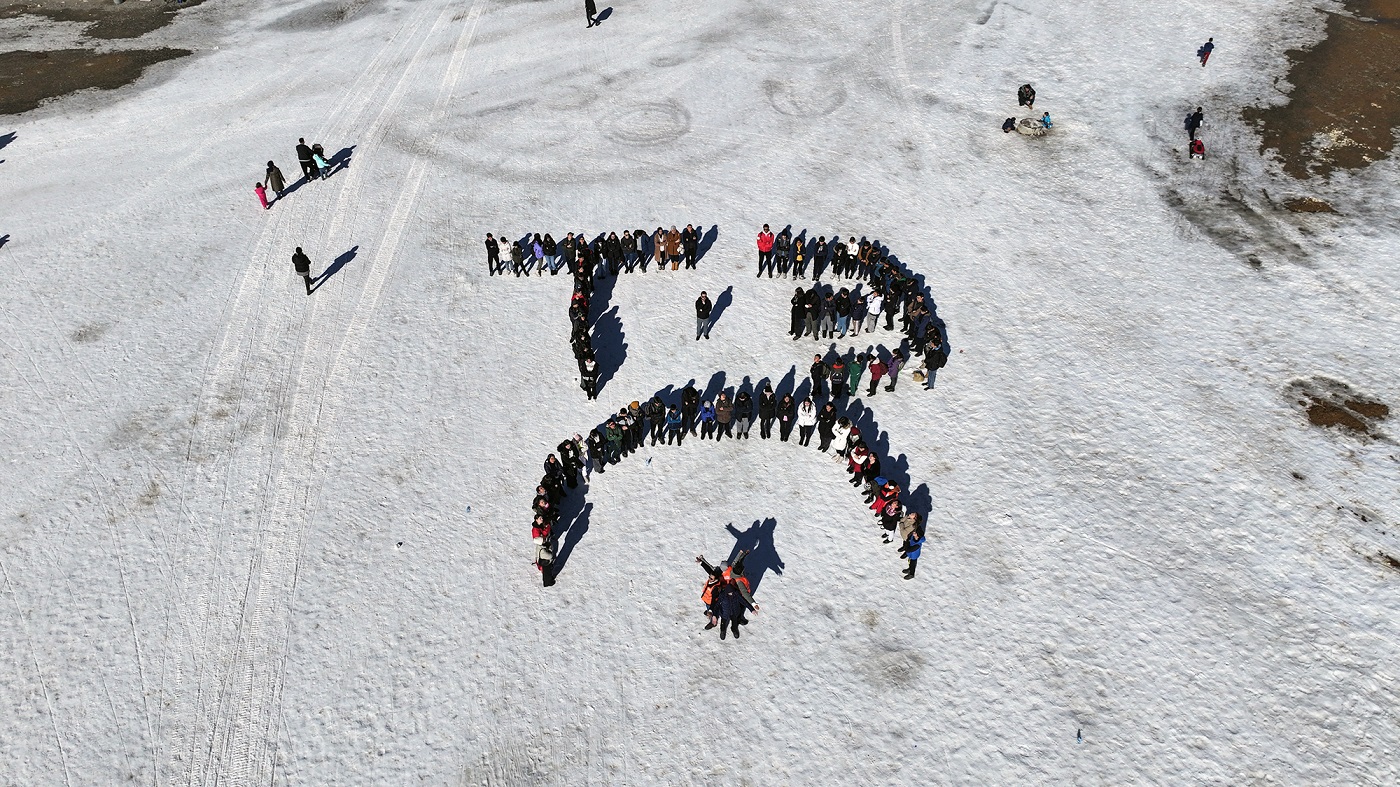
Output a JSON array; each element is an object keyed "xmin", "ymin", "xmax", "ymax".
[
  {"xmin": 529, "ymin": 365, "xmax": 929, "ymax": 588},
  {"xmin": 255, "ymin": 137, "xmax": 340, "ymax": 210},
  {"xmin": 484, "ymin": 225, "xmax": 709, "ymax": 278},
  {"xmin": 760, "ymin": 225, "xmax": 949, "ymax": 390}
]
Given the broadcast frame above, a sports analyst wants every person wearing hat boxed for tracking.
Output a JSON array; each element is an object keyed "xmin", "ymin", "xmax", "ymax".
[
  {"xmin": 627, "ymin": 401, "xmax": 646, "ymax": 450},
  {"xmin": 757, "ymin": 384, "xmax": 777, "ymax": 439},
  {"xmin": 698, "ymin": 400, "xmax": 718, "ymax": 440}
]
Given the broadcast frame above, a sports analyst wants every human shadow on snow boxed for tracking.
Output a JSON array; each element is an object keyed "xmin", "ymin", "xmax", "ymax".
[{"xmin": 726, "ymin": 518, "xmax": 783, "ymax": 593}]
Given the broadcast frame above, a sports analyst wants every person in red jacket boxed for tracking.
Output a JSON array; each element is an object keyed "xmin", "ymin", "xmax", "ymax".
[
  {"xmin": 865, "ymin": 356, "xmax": 888, "ymax": 396},
  {"xmin": 756, "ymin": 224, "xmax": 775, "ymax": 277},
  {"xmin": 254, "ymin": 183, "xmax": 269, "ymax": 210}
]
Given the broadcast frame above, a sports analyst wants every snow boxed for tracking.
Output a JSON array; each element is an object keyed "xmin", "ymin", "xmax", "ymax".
[{"xmin": 2, "ymin": 0, "xmax": 1399, "ymax": 784}]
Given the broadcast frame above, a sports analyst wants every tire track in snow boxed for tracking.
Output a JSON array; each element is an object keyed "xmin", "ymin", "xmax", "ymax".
[
  {"xmin": 170, "ymin": 2, "xmax": 491, "ymax": 784},
  {"xmin": 158, "ymin": 6, "xmax": 452, "ymax": 785}
]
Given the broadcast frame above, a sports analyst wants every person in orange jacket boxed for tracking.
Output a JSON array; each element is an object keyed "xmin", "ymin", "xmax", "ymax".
[{"xmin": 665, "ymin": 225, "xmax": 682, "ymax": 269}]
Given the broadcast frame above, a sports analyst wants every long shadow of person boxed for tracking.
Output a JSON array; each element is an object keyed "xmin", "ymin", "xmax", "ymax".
[
  {"xmin": 726, "ymin": 518, "xmax": 784, "ymax": 593},
  {"xmin": 325, "ymin": 145, "xmax": 356, "ymax": 178},
  {"xmin": 0, "ymin": 132, "xmax": 14, "ymax": 151},
  {"xmin": 310, "ymin": 245, "xmax": 358, "ymax": 293},
  {"xmin": 776, "ymin": 365, "xmax": 796, "ymax": 398},
  {"xmin": 551, "ymin": 501, "xmax": 592, "ymax": 577},
  {"xmin": 708, "ymin": 285, "xmax": 733, "ymax": 329},
  {"xmin": 702, "ymin": 369, "xmax": 728, "ymax": 406},
  {"xmin": 595, "ymin": 7, "xmax": 613, "ymax": 24},
  {"xmin": 593, "ymin": 306, "xmax": 627, "ymax": 394},
  {"xmin": 0, "ymin": 234, "xmax": 9, "ymax": 249},
  {"xmin": 697, "ymin": 224, "xmax": 719, "ymax": 262}
]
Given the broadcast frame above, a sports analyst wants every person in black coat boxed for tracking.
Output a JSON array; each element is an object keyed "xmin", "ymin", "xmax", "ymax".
[
  {"xmin": 790, "ymin": 287, "xmax": 807, "ymax": 339},
  {"xmin": 580, "ymin": 357, "xmax": 600, "ymax": 400},
  {"xmin": 733, "ymin": 390, "xmax": 754, "ymax": 439},
  {"xmin": 585, "ymin": 0, "xmax": 598, "ymax": 27},
  {"xmin": 295, "ymin": 138, "xmax": 316, "ymax": 181},
  {"xmin": 816, "ymin": 402, "xmax": 839, "ymax": 452},
  {"xmin": 777, "ymin": 394, "xmax": 797, "ymax": 442},
  {"xmin": 682, "ymin": 224, "xmax": 699, "ymax": 268},
  {"xmin": 484, "ymin": 233, "xmax": 500, "ymax": 276},
  {"xmin": 605, "ymin": 232, "xmax": 623, "ymax": 276},
  {"xmin": 1018, "ymin": 83, "xmax": 1036, "ymax": 109},
  {"xmin": 557, "ymin": 437, "xmax": 583, "ymax": 487},
  {"xmin": 1185, "ymin": 106, "xmax": 1204, "ymax": 140},
  {"xmin": 682, "ymin": 383, "xmax": 701, "ymax": 435},
  {"xmin": 292, "ymin": 247, "xmax": 313, "ymax": 295},
  {"xmin": 695, "ymin": 291, "xmax": 713, "ymax": 341},
  {"xmin": 644, "ymin": 396, "xmax": 666, "ymax": 445},
  {"xmin": 810, "ymin": 354, "xmax": 828, "ymax": 398},
  {"xmin": 757, "ymin": 384, "xmax": 777, "ymax": 439}
]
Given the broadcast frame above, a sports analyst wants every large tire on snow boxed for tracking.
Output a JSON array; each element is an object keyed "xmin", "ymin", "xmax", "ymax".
[{"xmin": 1016, "ymin": 117, "xmax": 1047, "ymax": 136}]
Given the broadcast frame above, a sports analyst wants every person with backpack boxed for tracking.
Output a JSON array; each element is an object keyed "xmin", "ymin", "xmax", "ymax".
[
  {"xmin": 1197, "ymin": 38, "xmax": 1214, "ymax": 66},
  {"xmin": 1189, "ymin": 138, "xmax": 1206, "ymax": 159},
  {"xmin": 756, "ymin": 224, "xmax": 775, "ymax": 277},
  {"xmin": 885, "ymin": 349, "xmax": 906, "ymax": 392}
]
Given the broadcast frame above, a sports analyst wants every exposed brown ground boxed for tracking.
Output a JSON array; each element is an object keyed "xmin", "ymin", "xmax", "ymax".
[
  {"xmin": 1290, "ymin": 377, "xmax": 1391, "ymax": 439},
  {"xmin": 1283, "ymin": 197, "xmax": 1336, "ymax": 213},
  {"xmin": 0, "ymin": 48, "xmax": 189, "ymax": 114},
  {"xmin": 1244, "ymin": 0, "xmax": 1400, "ymax": 179},
  {"xmin": 0, "ymin": 0, "xmax": 205, "ymax": 114},
  {"xmin": 0, "ymin": 0, "xmax": 206, "ymax": 40}
]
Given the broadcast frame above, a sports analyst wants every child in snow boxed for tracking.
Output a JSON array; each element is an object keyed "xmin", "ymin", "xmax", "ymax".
[
  {"xmin": 1002, "ymin": 117, "xmax": 1016, "ymax": 133},
  {"xmin": 1190, "ymin": 139, "xmax": 1206, "ymax": 159},
  {"xmin": 255, "ymin": 183, "xmax": 269, "ymax": 210},
  {"xmin": 1041, "ymin": 112, "xmax": 1053, "ymax": 130}
]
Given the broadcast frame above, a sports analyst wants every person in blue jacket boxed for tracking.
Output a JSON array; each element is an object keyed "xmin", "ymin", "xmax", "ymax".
[
  {"xmin": 1197, "ymin": 38, "xmax": 1214, "ymax": 66},
  {"xmin": 665, "ymin": 405, "xmax": 685, "ymax": 445},
  {"xmin": 901, "ymin": 525, "xmax": 925, "ymax": 580},
  {"xmin": 698, "ymin": 401, "xmax": 718, "ymax": 440},
  {"xmin": 1041, "ymin": 112, "xmax": 1053, "ymax": 130}
]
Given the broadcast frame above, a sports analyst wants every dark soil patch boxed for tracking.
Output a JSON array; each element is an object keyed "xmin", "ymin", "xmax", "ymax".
[
  {"xmin": 0, "ymin": 0, "xmax": 206, "ymax": 40},
  {"xmin": 1288, "ymin": 376, "xmax": 1390, "ymax": 439},
  {"xmin": 1379, "ymin": 552, "xmax": 1400, "ymax": 571},
  {"xmin": 0, "ymin": 48, "xmax": 189, "ymax": 115},
  {"xmin": 1243, "ymin": 0, "xmax": 1400, "ymax": 179},
  {"xmin": 1284, "ymin": 197, "xmax": 1336, "ymax": 213}
]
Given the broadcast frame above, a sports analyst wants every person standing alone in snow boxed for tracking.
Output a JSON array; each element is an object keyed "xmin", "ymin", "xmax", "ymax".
[
  {"xmin": 1198, "ymin": 38, "xmax": 1214, "ymax": 66},
  {"xmin": 265, "ymin": 161, "xmax": 286, "ymax": 200},
  {"xmin": 695, "ymin": 291, "xmax": 713, "ymax": 340},
  {"xmin": 292, "ymin": 247, "xmax": 313, "ymax": 295},
  {"xmin": 1185, "ymin": 107, "xmax": 1204, "ymax": 140},
  {"xmin": 295, "ymin": 138, "xmax": 316, "ymax": 182},
  {"xmin": 584, "ymin": 0, "xmax": 597, "ymax": 27},
  {"xmin": 902, "ymin": 524, "xmax": 924, "ymax": 579}
]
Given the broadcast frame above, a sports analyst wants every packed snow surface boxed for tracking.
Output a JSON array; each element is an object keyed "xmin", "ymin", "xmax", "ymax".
[{"xmin": 2, "ymin": 0, "xmax": 1399, "ymax": 784}]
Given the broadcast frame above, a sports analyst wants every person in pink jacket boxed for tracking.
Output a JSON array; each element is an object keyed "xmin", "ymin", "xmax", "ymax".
[
  {"xmin": 756, "ymin": 224, "xmax": 775, "ymax": 277},
  {"xmin": 254, "ymin": 182, "xmax": 269, "ymax": 210}
]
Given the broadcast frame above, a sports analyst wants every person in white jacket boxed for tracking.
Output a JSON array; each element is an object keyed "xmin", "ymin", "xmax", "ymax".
[
  {"xmin": 830, "ymin": 417, "xmax": 852, "ymax": 456},
  {"xmin": 865, "ymin": 292, "xmax": 884, "ymax": 333},
  {"xmin": 795, "ymin": 399, "xmax": 818, "ymax": 447}
]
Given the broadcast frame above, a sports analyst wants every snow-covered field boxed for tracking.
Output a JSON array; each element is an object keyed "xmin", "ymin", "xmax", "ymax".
[{"xmin": 3, "ymin": 0, "xmax": 1399, "ymax": 784}]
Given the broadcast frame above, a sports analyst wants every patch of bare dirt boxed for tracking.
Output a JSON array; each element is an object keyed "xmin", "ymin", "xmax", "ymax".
[
  {"xmin": 0, "ymin": 48, "xmax": 188, "ymax": 115},
  {"xmin": 1243, "ymin": 0, "xmax": 1400, "ymax": 179},
  {"xmin": 0, "ymin": 0, "xmax": 206, "ymax": 40},
  {"xmin": 1284, "ymin": 197, "xmax": 1336, "ymax": 213},
  {"xmin": 1288, "ymin": 376, "xmax": 1391, "ymax": 439}
]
